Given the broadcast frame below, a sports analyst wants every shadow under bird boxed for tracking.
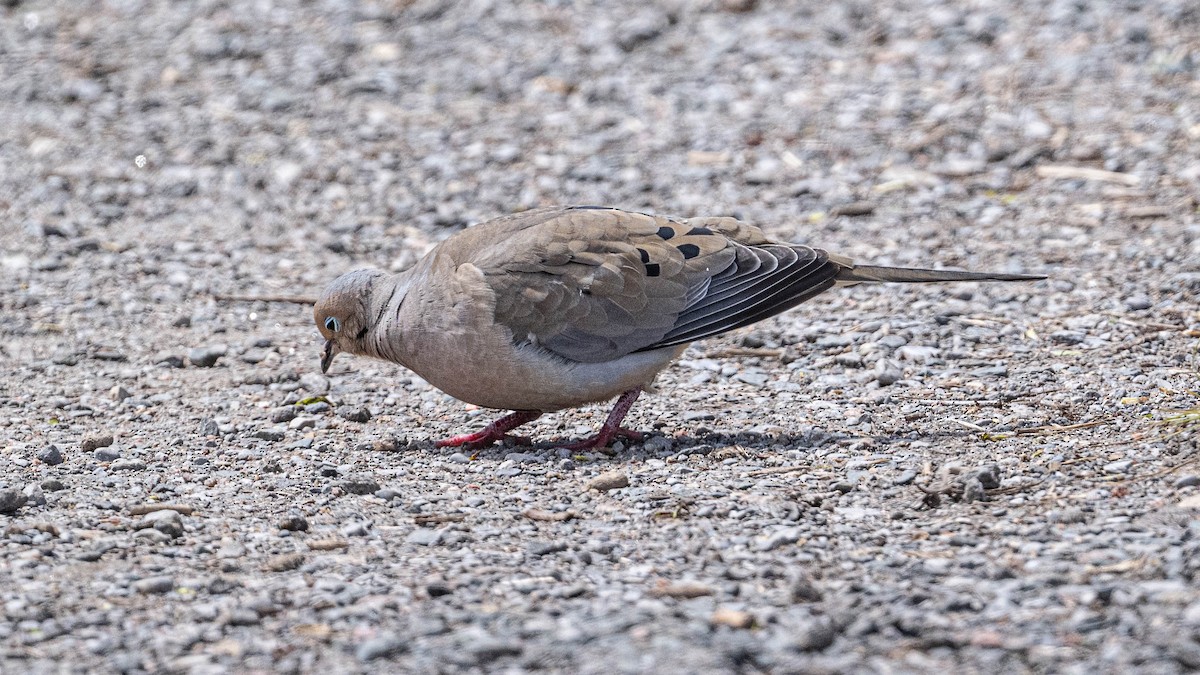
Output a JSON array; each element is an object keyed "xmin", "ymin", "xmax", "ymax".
[{"xmin": 315, "ymin": 206, "xmax": 1045, "ymax": 449}]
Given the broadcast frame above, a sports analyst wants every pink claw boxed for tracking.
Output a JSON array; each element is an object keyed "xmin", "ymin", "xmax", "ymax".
[{"xmin": 434, "ymin": 410, "xmax": 542, "ymax": 450}]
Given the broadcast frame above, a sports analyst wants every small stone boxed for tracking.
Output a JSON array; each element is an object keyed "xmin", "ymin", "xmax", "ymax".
[
  {"xmin": 790, "ymin": 577, "xmax": 823, "ymax": 603},
  {"xmin": 468, "ymin": 637, "xmax": 523, "ymax": 662},
  {"xmin": 279, "ymin": 515, "xmax": 309, "ymax": 532},
  {"xmin": 339, "ymin": 406, "xmax": 372, "ymax": 423},
  {"xmin": 406, "ymin": 528, "xmax": 443, "ymax": 546},
  {"xmin": 893, "ymin": 469, "xmax": 917, "ymax": 486},
  {"xmin": 1124, "ymin": 295, "xmax": 1152, "ymax": 311},
  {"xmin": 758, "ymin": 527, "xmax": 802, "ymax": 552},
  {"xmin": 110, "ymin": 458, "xmax": 147, "ymax": 472},
  {"xmin": 1104, "ymin": 460, "xmax": 1133, "ymax": 474},
  {"xmin": 81, "ymin": 434, "xmax": 114, "ymax": 452},
  {"xmin": 874, "ymin": 358, "xmax": 902, "ymax": 386},
  {"xmin": 1048, "ymin": 508, "xmax": 1088, "ymax": 524},
  {"xmin": 528, "ymin": 541, "xmax": 568, "ymax": 556},
  {"xmin": 339, "ymin": 476, "xmax": 381, "ymax": 495},
  {"xmin": 187, "ymin": 345, "xmax": 227, "ymax": 368},
  {"xmin": 304, "ymin": 401, "xmax": 331, "ymax": 414},
  {"xmin": 37, "ymin": 445, "xmax": 63, "ymax": 466},
  {"xmin": 22, "ymin": 484, "xmax": 46, "ymax": 507},
  {"xmin": 585, "ymin": 471, "xmax": 629, "ymax": 492},
  {"xmin": 135, "ymin": 529, "xmax": 173, "ymax": 544},
  {"xmin": 711, "ymin": 608, "xmax": 755, "ymax": 629},
  {"xmin": 253, "ymin": 428, "xmax": 286, "ymax": 442},
  {"xmin": 40, "ymin": 479, "xmax": 65, "ymax": 492},
  {"xmin": 298, "ymin": 372, "xmax": 330, "ymax": 394},
  {"xmin": 289, "ymin": 416, "xmax": 317, "ymax": 431},
  {"xmin": 140, "ymin": 510, "xmax": 184, "ymax": 539},
  {"xmin": 263, "ymin": 553, "xmax": 305, "ymax": 572},
  {"xmin": 224, "ymin": 608, "xmax": 260, "ymax": 626},
  {"xmin": 643, "ymin": 435, "xmax": 673, "ymax": 453},
  {"xmin": 356, "ymin": 634, "xmax": 407, "ymax": 661},
  {"xmin": 341, "ymin": 521, "xmax": 372, "ymax": 537},
  {"xmin": 270, "ymin": 407, "xmax": 297, "ymax": 424},
  {"xmin": 448, "ymin": 453, "xmax": 470, "ymax": 464},
  {"xmin": 110, "ymin": 385, "xmax": 132, "ymax": 401},
  {"xmin": 133, "ymin": 576, "xmax": 175, "ymax": 594},
  {"xmin": 198, "ymin": 418, "xmax": 220, "ymax": 436},
  {"xmin": 1173, "ymin": 475, "xmax": 1200, "ymax": 489},
  {"xmin": 155, "ymin": 353, "xmax": 185, "ymax": 368},
  {"xmin": 972, "ymin": 464, "xmax": 1001, "ymax": 489},
  {"xmin": 962, "ymin": 477, "xmax": 987, "ymax": 503},
  {"xmin": 649, "ymin": 581, "xmax": 714, "ymax": 599},
  {"xmin": 791, "ymin": 618, "xmax": 838, "ymax": 651},
  {"xmin": 426, "ymin": 582, "xmax": 453, "ymax": 597},
  {"xmin": 93, "ymin": 447, "xmax": 121, "ymax": 462}
]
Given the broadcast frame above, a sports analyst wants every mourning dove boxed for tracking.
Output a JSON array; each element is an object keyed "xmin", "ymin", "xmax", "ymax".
[{"xmin": 315, "ymin": 206, "xmax": 1044, "ymax": 449}]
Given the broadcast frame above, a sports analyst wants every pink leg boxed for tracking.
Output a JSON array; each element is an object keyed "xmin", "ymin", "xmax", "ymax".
[
  {"xmin": 563, "ymin": 388, "xmax": 645, "ymax": 450},
  {"xmin": 434, "ymin": 410, "xmax": 542, "ymax": 450}
]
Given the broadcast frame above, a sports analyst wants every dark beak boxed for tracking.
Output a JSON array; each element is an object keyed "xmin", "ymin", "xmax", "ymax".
[{"xmin": 320, "ymin": 340, "xmax": 336, "ymax": 374}]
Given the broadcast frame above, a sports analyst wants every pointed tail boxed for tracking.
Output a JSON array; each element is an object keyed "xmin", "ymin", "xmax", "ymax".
[{"xmin": 836, "ymin": 264, "xmax": 1046, "ymax": 284}]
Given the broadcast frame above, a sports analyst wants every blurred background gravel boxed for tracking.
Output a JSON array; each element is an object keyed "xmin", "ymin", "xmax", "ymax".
[{"xmin": 2, "ymin": 0, "xmax": 1199, "ymax": 672}]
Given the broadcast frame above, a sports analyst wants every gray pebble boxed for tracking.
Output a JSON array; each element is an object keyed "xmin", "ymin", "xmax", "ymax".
[
  {"xmin": 1104, "ymin": 460, "xmax": 1133, "ymax": 474},
  {"xmin": 270, "ymin": 407, "xmax": 297, "ymax": 424},
  {"xmin": 253, "ymin": 429, "xmax": 285, "ymax": 442},
  {"xmin": 140, "ymin": 510, "xmax": 185, "ymax": 539},
  {"xmin": 110, "ymin": 458, "xmax": 147, "ymax": 472},
  {"xmin": 40, "ymin": 479, "xmax": 65, "ymax": 492},
  {"xmin": 37, "ymin": 445, "xmax": 64, "ymax": 466},
  {"xmin": 133, "ymin": 576, "xmax": 175, "ymax": 594},
  {"xmin": 298, "ymin": 372, "xmax": 330, "ymax": 394},
  {"xmin": 339, "ymin": 476, "xmax": 381, "ymax": 495},
  {"xmin": 874, "ymin": 359, "xmax": 903, "ymax": 386},
  {"xmin": 893, "ymin": 469, "xmax": 917, "ymax": 486},
  {"xmin": 187, "ymin": 345, "xmax": 227, "ymax": 368},
  {"xmin": 305, "ymin": 401, "xmax": 331, "ymax": 414},
  {"xmin": 406, "ymin": 528, "xmax": 443, "ymax": 546},
  {"xmin": 341, "ymin": 521, "xmax": 372, "ymax": 537},
  {"xmin": 529, "ymin": 541, "xmax": 569, "ymax": 556},
  {"xmin": 278, "ymin": 515, "xmax": 309, "ymax": 531},
  {"xmin": 1124, "ymin": 295, "xmax": 1152, "ymax": 311},
  {"xmin": 23, "ymin": 484, "xmax": 46, "ymax": 507},
  {"xmin": 962, "ymin": 478, "xmax": 987, "ymax": 503},
  {"xmin": 357, "ymin": 634, "xmax": 408, "ymax": 661},
  {"xmin": 469, "ymin": 636, "xmax": 523, "ymax": 663},
  {"xmin": 448, "ymin": 452, "xmax": 470, "ymax": 463},
  {"xmin": 224, "ymin": 608, "xmax": 260, "ymax": 626},
  {"xmin": 339, "ymin": 406, "xmax": 372, "ymax": 423},
  {"xmin": 1174, "ymin": 475, "xmax": 1200, "ymax": 489},
  {"xmin": 758, "ymin": 527, "xmax": 802, "ymax": 552},
  {"xmin": 93, "ymin": 447, "xmax": 121, "ymax": 462},
  {"xmin": 198, "ymin": 418, "xmax": 221, "ymax": 436}
]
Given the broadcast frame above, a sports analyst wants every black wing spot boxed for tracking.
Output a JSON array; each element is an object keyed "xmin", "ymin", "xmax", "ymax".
[
  {"xmin": 644, "ymin": 263, "xmax": 661, "ymax": 277},
  {"xmin": 355, "ymin": 327, "xmax": 369, "ymax": 339},
  {"xmin": 570, "ymin": 205, "xmax": 613, "ymax": 211},
  {"xmin": 636, "ymin": 247, "xmax": 650, "ymax": 263},
  {"xmin": 656, "ymin": 226, "xmax": 675, "ymax": 240},
  {"xmin": 686, "ymin": 226, "xmax": 713, "ymax": 236},
  {"xmin": 677, "ymin": 243, "xmax": 701, "ymax": 259}
]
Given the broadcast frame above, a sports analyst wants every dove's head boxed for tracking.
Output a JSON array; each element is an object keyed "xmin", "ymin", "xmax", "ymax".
[{"xmin": 314, "ymin": 269, "xmax": 387, "ymax": 373}]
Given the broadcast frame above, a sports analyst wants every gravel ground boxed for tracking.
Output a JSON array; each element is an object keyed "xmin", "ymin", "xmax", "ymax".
[{"xmin": 3, "ymin": 0, "xmax": 1200, "ymax": 672}]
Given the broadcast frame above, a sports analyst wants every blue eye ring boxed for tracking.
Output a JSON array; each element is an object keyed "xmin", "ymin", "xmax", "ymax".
[{"xmin": 324, "ymin": 316, "xmax": 341, "ymax": 332}]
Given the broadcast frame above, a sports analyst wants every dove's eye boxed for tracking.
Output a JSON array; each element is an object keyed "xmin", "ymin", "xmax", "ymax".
[{"xmin": 324, "ymin": 317, "xmax": 341, "ymax": 332}]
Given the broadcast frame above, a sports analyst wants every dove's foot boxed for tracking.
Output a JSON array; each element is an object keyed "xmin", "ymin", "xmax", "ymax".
[
  {"xmin": 435, "ymin": 410, "xmax": 542, "ymax": 450},
  {"xmin": 559, "ymin": 387, "xmax": 644, "ymax": 450}
]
